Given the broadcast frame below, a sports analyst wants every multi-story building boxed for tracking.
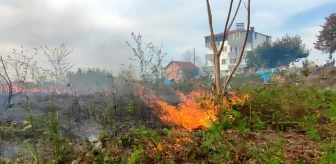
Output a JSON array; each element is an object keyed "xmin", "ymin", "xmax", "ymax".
[{"xmin": 204, "ymin": 23, "xmax": 271, "ymax": 77}]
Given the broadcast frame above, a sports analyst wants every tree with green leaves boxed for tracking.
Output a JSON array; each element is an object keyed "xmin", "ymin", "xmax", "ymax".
[
  {"xmin": 314, "ymin": 13, "xmax": 336, "ymax": 59},
  {"xmin": 245, "ymin": 41, "xmax": 272, "ymax": 68},
  {"xmin": 246, "ymin": 34, "xmax": 310, "ymax": 68}
]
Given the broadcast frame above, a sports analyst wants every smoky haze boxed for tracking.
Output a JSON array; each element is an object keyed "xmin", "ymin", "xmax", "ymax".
[
  {"xmin": 0, "ymin": 0, "xmax": 335, "ymax": 72},
  {"xmin": 0, "ymin": 0, "xmax": 135, "ymax": 73}
]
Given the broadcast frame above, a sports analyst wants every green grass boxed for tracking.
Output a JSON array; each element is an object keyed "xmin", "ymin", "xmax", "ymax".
[{"xmin": 1, "ymin": 83, "xmax": 336, "ymax": 163}]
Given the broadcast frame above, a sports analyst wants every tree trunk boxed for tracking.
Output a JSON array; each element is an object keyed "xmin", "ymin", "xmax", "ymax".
[
  {"xmin": 221, "ymin": 0, "xmax": 250, "ymax": 95},
  {"xmin": 206, "ymin": 0, "xmax": 243, "ymax": 96},
  {"xmin": 214, "ymin": 56, "xmax": 221, "ymax": 95}
]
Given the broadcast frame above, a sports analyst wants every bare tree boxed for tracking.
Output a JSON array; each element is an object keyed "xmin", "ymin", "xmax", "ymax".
[
  {"xmin": 182, "ymin": 49, "xmax": 194, "ymax": 63},
  {"xmin": 40, "ymin": 43, "xmax": 74, "ymax": 84},
  {"xmin": 30, "ymin": 61, "xmax": 46, "ymax": 92},
  {"xmin": 1, "ymin": 47, "xmax": 35, "ymax": 110},
  {"xmin": 118, "ymin": 67, "xmax": 136, "ymax": 80},
  {"xmin": 205, "ymin": 0, "xmax": 250, "ymax": 96},
  {"xmin": 126, "ymin": 33, "xmax": 154, "ymax": 82},
  {"xmin": 126, "ymin": 32, "xmax": 166, "ymax": 84},
  {"xmin": 148, "ymin": 44, "xmax": 167, "ymax": 85}
]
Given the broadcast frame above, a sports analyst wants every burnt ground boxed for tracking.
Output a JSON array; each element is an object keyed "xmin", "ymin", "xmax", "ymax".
[
  {"xmin": 0, "ymin": 92, "xmax": 158, "ymax": 158},
  {"xmin": 0, "ymin": 71, "xmax": 335, "ymax": 162},
  {"xmin": 0, "ymin": 83, "xmax": 187, "ymax": 157},
  {"xmin": 304, "ymin": 66, "xmax": 336, "ymax": 90}
]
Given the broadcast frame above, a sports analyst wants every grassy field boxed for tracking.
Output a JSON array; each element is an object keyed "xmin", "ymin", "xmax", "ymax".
[{"xmin": 1, "ymin": 69, "xmax": 336, "ymax": 163}]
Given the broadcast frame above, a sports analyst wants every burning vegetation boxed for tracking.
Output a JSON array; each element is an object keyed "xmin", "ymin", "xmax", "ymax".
[
  {"xmin": 1, "ymin": 4, "xmax": 336, "ymax": 162},
  {"xmin": 137, "ymin": 85, "xmax": 217, "ymax": 131},
  {"xmin": 136, "ymin": 83, "xmax": 251, "ymax": 131}
]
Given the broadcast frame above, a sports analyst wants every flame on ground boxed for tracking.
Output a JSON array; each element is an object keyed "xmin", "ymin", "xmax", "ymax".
[
  {"xmin": 0, "ymin": 85, "xmax": 68, "ymax": 95},
  {"xmin": 155, "ymin": 91, "xmax": 217, "ymax": 131},
  {"xmin": 136, "ymin": 84, "xmax": 250, "ymax": 131},
  {"xmin": 144, "ymin": 129, "xmax": 192, "ymax": 156},
  {"xmin": 136, "ymin": 85, "xmax": 217, "ymax": 131}
]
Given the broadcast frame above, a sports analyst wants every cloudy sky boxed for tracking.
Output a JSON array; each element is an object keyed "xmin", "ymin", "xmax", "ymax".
[{"xmin": 0, "ymin": 0, "xmax": 335, "ymax": 73}]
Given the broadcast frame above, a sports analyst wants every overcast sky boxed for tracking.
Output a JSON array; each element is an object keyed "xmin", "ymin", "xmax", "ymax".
[{"xmin": 0, "ymin": 0, "xmax": 335, "ymax": 73}]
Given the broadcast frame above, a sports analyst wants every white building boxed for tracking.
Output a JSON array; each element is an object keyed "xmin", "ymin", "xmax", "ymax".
[{"xmin": 204, "ymin": 23, "xmax": 271, "ymax": 76}]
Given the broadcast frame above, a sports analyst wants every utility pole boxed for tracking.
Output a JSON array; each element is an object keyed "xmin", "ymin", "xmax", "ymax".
[
  {"xmin": 193, "ymin": 48, "xmax": 196, "ymax": 65},
  {"xmin": 128, "ymin": 57, "xmax": 136, "ymax": 68}
]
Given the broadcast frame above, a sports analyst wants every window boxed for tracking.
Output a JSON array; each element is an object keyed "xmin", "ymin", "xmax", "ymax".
[
  {"xmin": 218, "ymin": 36, "xmax": 223, "ymax": 42},
  {"xmin": 223, "ymin": 46, "xmax": 227, "ymax": 52},
  {"xmin": 215, "ymin": 36, "xmax": 223, "ymax": 42},
  {"xmin": 177, "ymin": 69, "xmax": 183, "ymax": 75},
  {"xmin": 205, "ymin": 37, "xmax": 210, "ymax": 43},
  {"xmin": 255, "ymin": 33, "xmax": 257, "ymax": 39},
  {"xmin": 235, "ymin": 47, "xmax": 238, "ymax": 52},
  {"xmin": 230, "ymin": 47, "xmax": 233, "ymax": 52},
  {"xmin": 230, "ymin": 58, "xmax": 236, "ymax": 64},
  {"xmin": 233, "ymin": 33, "xmax": 240, "ymax": 40},
  {"xmin": 239, "ymin": 47, "xmax": 242, "ymax": 52},
  {"xmin": 222, "ymin": 59, "xmax": 227, "ymax": 65}
]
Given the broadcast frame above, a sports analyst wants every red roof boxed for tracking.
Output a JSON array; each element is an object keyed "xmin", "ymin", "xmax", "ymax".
[
  {"xmin": 204, "ymin": 29, "xmax": 247, "ymax": 37},
  {"xmin": 164, "ymin": 61, "xmax": 200, "ymax": 70}
]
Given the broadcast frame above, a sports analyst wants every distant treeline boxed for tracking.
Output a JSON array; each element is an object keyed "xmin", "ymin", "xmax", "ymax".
[{"xmin": 67, "ymin": 68, "xmax": 113, "ymax": 88}]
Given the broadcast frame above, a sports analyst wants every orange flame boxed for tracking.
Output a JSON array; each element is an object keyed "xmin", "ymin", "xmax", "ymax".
[
  {"xmin": 144, "ymin": 129, "xmax": 192, "ymax": 156},
  {"xmin": 155, "ymin": 91, "xmax": 217, "ymax": 131},
  {"xmin": 0, "ymin": 85, "xmax": 67, "ymax": 95},
  {"xmin": 136, "ymin": 85, "xmax": 217, "ymax": 131},
  {"xmin": 223, "ymin": 92, "xmax": 250, "ymax": 111},
  {"xmin": 136, "ymin": 84, "xmax": 250, "ymax": 131}
]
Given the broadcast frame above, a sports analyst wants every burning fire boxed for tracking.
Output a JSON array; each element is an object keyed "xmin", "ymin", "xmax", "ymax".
[
  {"xmin": 136, "ymin": 84, "xmax": 250, "ymax": 131},
  {"xmin": 136, "ymin": 84, "xmax": 216, "ymax": 131},
  {"xmin": 223, "ymin": 91, "xmax": 250, "ymax": 111},
  {"xmin": 145, "ymin": 129, "xmax": 192, "ymax": 156},
  {"xmin": 0, "ymin": 85, "xmax": 68, "ymax": 95},
  {"xmin": 154, "ymin": 91, "xmax": 217, "ymax": 131}
]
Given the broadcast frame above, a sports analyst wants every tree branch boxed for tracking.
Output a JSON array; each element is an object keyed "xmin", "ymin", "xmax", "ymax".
[
  {"xmin": 222, "ymin": 0, "xmax": 251, "ymax": 95},
  {"xmin": 0, "ymin": 57, "xmax": 11, "ymax": 85},
  {"xmin": 225, "ymin": 0, "xmax": 242, "ymax": 36},
  {"xmin": 217, "ymin": 0, "xmax": 235, "ymax": 55},
  {"xmin": 206, "ymin": 0, "xmax": 218, "ymax": 54}
]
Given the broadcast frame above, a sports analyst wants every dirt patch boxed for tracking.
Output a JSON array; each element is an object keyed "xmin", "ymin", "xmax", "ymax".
[
  {"xmin": 223, "ymin": 129, "xmax": 321, "ymax": 163},
  {"xmin": 303, "ymin": 67, "xmax": 336, "ymax": 88}
]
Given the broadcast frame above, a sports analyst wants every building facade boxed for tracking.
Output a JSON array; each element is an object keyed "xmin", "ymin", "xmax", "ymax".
[
  {"xmin": 163, "ymin": 61, "xmax": 200, "ymax": 85},
  {"xmin": 204, "ymin": 23, "xmax": 271, "ymax": 77}
]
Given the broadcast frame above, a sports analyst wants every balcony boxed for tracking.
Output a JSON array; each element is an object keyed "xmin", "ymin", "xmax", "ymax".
[
  {"xmin": 205, "ymin": 54, "xmax": 213, "ymax": 60},
  {"xmin": 228, "ymin": 51, "xmax": 248, "ymax": 58},
  {"xmin": 228, "ymin": 62, "xmax": 247, "ymax": 69},
  {"xmin": 220, "ymin": 64, "xmax": 229, "ymax": 71},
  {"xmin": 205, "ymin": 41, "xmax": 220, "ymax": 49}
]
